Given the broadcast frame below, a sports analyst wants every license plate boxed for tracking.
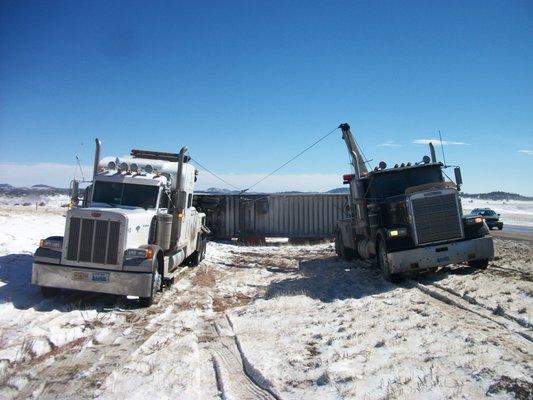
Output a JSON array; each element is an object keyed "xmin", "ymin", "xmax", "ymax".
[
  {"xmin": 437, "ymin": 256, "xmax": 450, "ymax": 263},
  {"xmin": 72, "ymin": 271, "xmax": 109, "ymax": 283},
  {"xmin": 91, "ymin": 272, "xmax": 109, "ymax": 283}
]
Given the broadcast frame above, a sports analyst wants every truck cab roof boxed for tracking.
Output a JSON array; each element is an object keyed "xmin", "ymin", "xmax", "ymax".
[
  {"xmin": 94, "ymin": 169, "xmax": 168, "ymax": 186},
  {"xmin": 365, "ymin": 162, "xmax": 443, "ymax": 178},
  {"xmin": 363, "ymin": 162, "xmax": 445, "ymax": 198},
  {"xmin": 97, "ymin": 155, "xmax": 197, "ymax": 191}
]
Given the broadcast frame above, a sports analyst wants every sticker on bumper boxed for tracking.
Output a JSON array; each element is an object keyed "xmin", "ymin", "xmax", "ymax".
[{"xmin": 72, "ymin": 271, "xmax": 109, "ymax": 283}]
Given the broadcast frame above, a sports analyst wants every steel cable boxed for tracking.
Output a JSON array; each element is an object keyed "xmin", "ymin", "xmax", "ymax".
[{"xmin": 240, "ymin": 126, "xmax": 340, "ymax": 193}]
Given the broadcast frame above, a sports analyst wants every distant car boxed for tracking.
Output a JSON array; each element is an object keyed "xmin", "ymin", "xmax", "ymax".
[{"xmin": 470, "ymin": 208, "xmax": 503, "ymax": 230}]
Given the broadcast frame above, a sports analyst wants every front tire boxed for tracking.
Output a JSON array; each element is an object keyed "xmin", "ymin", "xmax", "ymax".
[
  {"xmin": 377, "ymin": 237, "xmax": 402, "ymax": 283},
  {"xmin": 139, "ymin": 266, "xmax": 162, "ymax": 308},
  {"xmin": 41, "ymin": 286, "xmax": 60, "ymax": 298},
  {"xmin": 468, "ymin": 259, "xmax": 489, "ymax": 269}
]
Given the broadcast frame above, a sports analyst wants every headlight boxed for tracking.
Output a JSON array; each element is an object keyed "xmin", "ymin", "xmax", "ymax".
[
  {"xmin": 125, "ymin": 248, "xmax": 154, "ymax": 259},
  {"xmin": 465, "ymin": 217, "xmax": 483, "ymax": 225},
  {"xmin": 388, "ymin": 228, "xmax": 408, "ymax": 238},
  {"xmin": 39, "ymin": 238, "xmax": 63, "ymax": 250}
]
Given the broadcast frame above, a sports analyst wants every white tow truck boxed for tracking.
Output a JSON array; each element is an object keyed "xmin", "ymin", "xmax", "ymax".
[{"xmin": 32, "ymin": 140, "xmax": 209, "ymax": 306}]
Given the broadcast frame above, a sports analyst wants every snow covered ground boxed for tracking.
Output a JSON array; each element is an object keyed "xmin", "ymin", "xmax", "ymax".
[
  {"xmin": 0, "ymin": 208, "xmax": 531, "ymax": 399},
  {"xmin": 0, "ymin": 195, "xmax": 70, "ymax": 212},
  {"xmin": 462, "ymin": 198, "xmax": 533, "ymax": 227}
]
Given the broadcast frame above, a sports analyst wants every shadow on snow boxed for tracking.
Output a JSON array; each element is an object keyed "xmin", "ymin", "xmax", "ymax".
[
  {"xmin": 263, "ymin": 255, "xmax": 482, "ymax": 302},
  {"xmin": 0, "ymin": 253, "xmax": 130, "ymax": 312},
  {"xmin": 263, "ymin": 256, "xmax": 394, "ymax": 302}
]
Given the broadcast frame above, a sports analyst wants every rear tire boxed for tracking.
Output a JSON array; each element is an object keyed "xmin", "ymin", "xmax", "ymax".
[
  {"xmin": 188, "ymin": 234, "xmax": 207, "ymax": 267},
  {"xmin": 41, "ymin": 286, "xmax": 60, "ymax": 298},
  {"xmin": 377, "ymin": 237, "xmax": 402, "ymax": 283},
  {"xmin": 335, "ymin": 230, "xmax": 355, "ymax": 261},
  {"xmin": 468, "ymin": 259, "xmax": 489, "ymax": 269}
]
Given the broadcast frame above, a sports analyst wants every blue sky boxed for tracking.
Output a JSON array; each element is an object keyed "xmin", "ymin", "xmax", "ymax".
[{"xmin": 1, "ymin": 0, "xmax": 532, "ymax": 194}]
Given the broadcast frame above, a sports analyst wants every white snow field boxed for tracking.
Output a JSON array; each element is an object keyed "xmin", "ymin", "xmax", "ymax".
[
  {"xmin": 462, "ymin": 198, "xmax": 533, "ymax": 227},
  {"xmin": 0, "ymin": 206, "xmax": 531, "ymax": 399},
  {"xmin": 0, "ymin": 194, "xmax": 70, "ymax": 210}
]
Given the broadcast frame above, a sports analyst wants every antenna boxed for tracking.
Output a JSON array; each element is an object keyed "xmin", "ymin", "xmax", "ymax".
[
  {"xmin": 75, "ymin": 155, "xmax": 86, "ymax": 182},
  {"xmin": 438, "ymin": 130, "xmax": 447, "ymax": 167}
]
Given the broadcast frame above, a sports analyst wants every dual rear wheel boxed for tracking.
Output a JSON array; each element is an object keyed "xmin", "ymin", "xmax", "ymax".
[
  {"xmin": 335, "ymin": 230, "xmax": 356, "ymax": 261},
  {"xmin": 188, "ymin": 233, "xmax": 207, "ymax": 267}
]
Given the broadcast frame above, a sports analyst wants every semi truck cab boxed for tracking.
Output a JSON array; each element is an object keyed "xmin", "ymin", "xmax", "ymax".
[
  {"xmin": 335, "ymin": 123, "xmax": 494, "ymax": 281},
  {"xmin": 32, "ymin": 142, "xmax": 208, "ymax": 306}
]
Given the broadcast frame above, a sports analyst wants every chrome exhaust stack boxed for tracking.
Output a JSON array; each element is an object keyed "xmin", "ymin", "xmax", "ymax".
[
  {"xmin": 429, "ymin": 142, "xmax": 437, "ymax": 163},
  {"xmin": 170, "ymin": 146, "xmax": 189, "ymax": 249},
  {"xmin": 93, "ymin": 138, "xmax": 102, "ymax": 180}
]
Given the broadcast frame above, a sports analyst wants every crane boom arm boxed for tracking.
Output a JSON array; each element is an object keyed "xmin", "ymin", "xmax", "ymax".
[{"xmin": 339, "ymin": 123, "xmax": 368, "ymax": 177}]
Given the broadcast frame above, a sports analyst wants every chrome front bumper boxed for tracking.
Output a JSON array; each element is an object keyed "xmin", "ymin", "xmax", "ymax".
[
  {"xmin": 32, "ymin": 262, "xmax": 153, "ymax": 297},
  {"xmin": 387, "ymin": 236, "xmax": 494, "ymax": 273}
]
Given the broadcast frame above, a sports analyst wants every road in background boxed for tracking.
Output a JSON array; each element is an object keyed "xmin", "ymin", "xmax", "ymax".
[{"xmin": 491, "ymin": 224, "xmax": 533, "ymax": 243}]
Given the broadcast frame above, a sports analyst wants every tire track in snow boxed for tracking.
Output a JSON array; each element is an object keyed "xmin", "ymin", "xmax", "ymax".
[
  {"xmin": 407, "ymin": 279, "xmax": 533, "ymax": 344},
  {"xmin": 419, "ymin": 278, "xmax": 533, "ymax": 329},
  {"xmin": 200, "ymin": 316, "xmax": 279, "ymax": 400},
  {"xmin": 488, "ymin": 265, "xmax": 533, "ymax": 282}
]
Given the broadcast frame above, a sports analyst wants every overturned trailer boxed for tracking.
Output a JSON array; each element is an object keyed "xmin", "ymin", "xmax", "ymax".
[{"xmin": 194, "ymin": 193, "xmax": 349, "ymax": 241}]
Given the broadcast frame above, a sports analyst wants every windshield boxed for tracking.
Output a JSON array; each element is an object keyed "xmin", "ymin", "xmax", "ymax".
[
  {"xmin": 92, "ymin": 181, "xmax": 159, "ymax": 209},
  {"xmin": 367, "ymin": 166, "xmax": 443, "ymax": 198},
  {"xmin": 478, "ymin": 210, "xmax": 495, "ymax": 216}
]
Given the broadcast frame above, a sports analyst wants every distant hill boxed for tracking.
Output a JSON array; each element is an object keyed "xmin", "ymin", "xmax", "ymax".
[
  {"xmin": 326, "ymin": 187, "xmax": 349, "ymax": 194},
  {"xmin": 195, "ymin": 187, "xmax": 241, "ymax": 195},
  {"xmin": 460, "ymin": 191, "xmax": 533, "ymax": 201},
  {"xmin": 326, "ymin": 187, "xmax": 532, "ymax": 200},
  {"xmin": 0, "ymin": 184, "xmax": 70, "ymax": 197},
  {"xmin": 206, "ymin": 187, "xmax": 237, "ymax": 194},
  {"xmin": 31, "ymin": 184, "xmax": 55, "ymax": 189}
]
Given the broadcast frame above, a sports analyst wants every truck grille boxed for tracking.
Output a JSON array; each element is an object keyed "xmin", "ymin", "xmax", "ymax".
[
  {"xmin": 411, "ymin": 194, "xmax": 462, "ymax": 244},
  {"xmin": 66, "ymin": 218, "xmax": 121, "ymax": 265}
]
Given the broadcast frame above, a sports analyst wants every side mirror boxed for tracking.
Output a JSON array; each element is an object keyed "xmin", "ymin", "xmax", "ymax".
[
  {"xmin": 83, "ymin": 185, "xmax": 92, "ymax": 208},
  {"xmin": 454, "ymin": 167, "xmax": 463, "ymax": 190},
  {"xmin": 70, "ymin": 180, "xmax": 80, "ymax": 206}
]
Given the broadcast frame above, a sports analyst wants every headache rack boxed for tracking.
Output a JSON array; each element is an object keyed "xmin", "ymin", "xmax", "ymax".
[{"xmin": 131, "ymin": 149, "xmax": 190, "ymax": 163}]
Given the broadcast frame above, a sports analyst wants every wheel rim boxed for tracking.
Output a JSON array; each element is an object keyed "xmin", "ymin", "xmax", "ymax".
[{"xmin": 153, "ymin": 271, "xmax": 162, "ymax": 292}]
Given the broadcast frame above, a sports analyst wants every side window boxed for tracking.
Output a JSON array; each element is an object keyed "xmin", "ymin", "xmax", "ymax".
[{"xmin": 187, "ymin": 193, "xmax": 193, "ymax": 208}]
